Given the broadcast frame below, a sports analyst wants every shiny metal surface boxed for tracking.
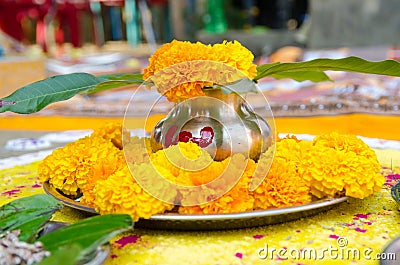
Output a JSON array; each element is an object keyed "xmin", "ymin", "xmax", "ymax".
[
  {"xmin": 391, "ymin": 181, "xmax": 400, "ymax": 209},
  {"xmin": 43, "ymin": 182, "xmax": 348, "ymax": 231},
  {"xmin": 380, "ymin": 236, "xmax": 400, "ymax": 265},
  {"xmin": 150, "ymin": 87, "xmax": 273, "ymax": 161}
]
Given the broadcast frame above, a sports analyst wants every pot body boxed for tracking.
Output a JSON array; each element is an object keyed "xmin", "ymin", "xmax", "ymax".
[{"xmin": 150, "ymin": 88, "xmax": 273, "ymax": 161}]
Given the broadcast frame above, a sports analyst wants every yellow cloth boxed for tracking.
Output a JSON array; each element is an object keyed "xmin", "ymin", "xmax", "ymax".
[
  {"xmin": 0, "ymin": 149, "xmax": 399, "ymax": 265},
  {"xmin": 1, "ymin": 114, "xmax": 400, "ymax": 141}
]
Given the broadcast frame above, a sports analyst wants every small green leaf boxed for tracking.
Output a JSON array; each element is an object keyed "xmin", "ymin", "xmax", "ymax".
[
  {"xmin": 254, "ymin": 57, "xmax": 400, "ymax": 82},
  {"xmin": 0, "ymin": 194, "xmax": 62, "ymax": 242},
  {"xmin": 36, "ymin": 244, "xmax": 82, "ymax": 265},
  {"xmin": 37, "ymin": 214, "xmax": 133, "ymax": 258},
  {"xmin": 0, "ymin": 73, "xmax": 102, "ymax": 114}
]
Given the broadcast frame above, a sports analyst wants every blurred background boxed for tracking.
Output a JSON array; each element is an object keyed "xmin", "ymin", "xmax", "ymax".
[
  {"xmin": 1, "ymin": 0, "xmax": 400, "ymax": 145},
  {"xmin": 1, "ymin": 0, "xmax": 400, "ymax": 55},
  {"xmin": 1, "ymin": 0, "xmax": 400, "ymax": 95}
]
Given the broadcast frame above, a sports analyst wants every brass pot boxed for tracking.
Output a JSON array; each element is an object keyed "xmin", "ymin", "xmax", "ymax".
[{"xmin": 150, "ymin": 87, "xmax": 273, "ymax": 161}]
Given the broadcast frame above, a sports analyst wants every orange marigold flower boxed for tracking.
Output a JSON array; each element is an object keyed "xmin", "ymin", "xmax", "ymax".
[
  {"xmin": 93, "ymin": 166, "xmax": 175, "ymax": 221},
  {"xmin": 91, "ymin": 122, "xmax": 130, "ymax": 149},
  {"xmin": 79, "ymin": 154, "xmax": 125, "ymax": 207},
  {"xmin": 178, "ymin": 154, "xmax": 256, "ymax": 214},
  {"xmin": 130, "ymin": 142, "xmax": 256, "ymax": 212},
  {"xmin": 38, "ymin": 136, "xmax": 123, "ymax": 196},
  {"xmin": 211, "ymin": 40, "xmax": 257, "ymax": 78},
  {"xmin": 143, "ymin": 40, "xmax": 258, "ymax": 102},
  {"xmin": 253, "ymin": 141, "xmax": 312, "ymax": 209}
]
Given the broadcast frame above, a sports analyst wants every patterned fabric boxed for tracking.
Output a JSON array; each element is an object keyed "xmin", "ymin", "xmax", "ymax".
[{"xmin": 1, "ymin": 145, "xmax": 399, "ymax": 265}]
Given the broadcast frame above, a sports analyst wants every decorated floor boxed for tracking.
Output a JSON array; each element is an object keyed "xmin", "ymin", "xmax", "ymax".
[{"xmin": 0, "ymin": 132, "xmax": 399, "ymax": 265}]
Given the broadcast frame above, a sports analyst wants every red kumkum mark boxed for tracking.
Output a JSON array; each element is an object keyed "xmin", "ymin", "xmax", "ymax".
[
  {"xmin": 1, "ymin": 189, "xmax": 21, "ymax": 196},
  {"xmin": 164, "ymin": 125, "xmax": 179, "ymax": 148},
  {"xmin": 235, "ymin": 252, "xmax": 243, "ymax": 259},
  {"xmin": 164, "ymin": 126, "xmax": 215, "ymax": 148},
  {"xmin": 179, "ymin": 126, "xmax": 214, "ymax": 148},
  {"xmin": 385, "ymin": 174, "xmax": 400, "ymax": 187},
  {"xmin": 355, "ymin": 213, "xmax": 369, "ymax": 219},
  {"xmin": 253, "ymin": 235, "xmax": 264, "ymax": 239},
  {"xmin": 0, "ymin": 100, "xmax": 16, "ymax": 107},
  {"xmin": 115, "ymin": 235, "xmax": 141, "ymax": 249},
  {"xmin": 32, "ymin": 183, "xmax": 42, "ymax": 188},
  {"xmin": 329, "ymin": 234, "xmax": 340, "ymax": 239},
  {"xmin": 355, "ymin": 228, "xmax": 367, "ymax": 233}
]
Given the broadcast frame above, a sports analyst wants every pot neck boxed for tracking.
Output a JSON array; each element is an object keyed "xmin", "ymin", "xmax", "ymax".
[{"xmin": 178, "ymin": 88, "xmax": 244, "ymax": 109}]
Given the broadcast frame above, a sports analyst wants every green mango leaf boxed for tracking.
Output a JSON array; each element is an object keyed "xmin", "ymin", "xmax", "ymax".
[
  {"xmin": 254, "ymin": 57, "xmax": 400, "ymax": 82},
  {"xmin": 37, "ymin": 214, "xmax": 133, "ymax": 259},
  {"xmin": 0, "ymin": 194, "xmax": 62, "ymax": 242},
  {"xmin": 86, "ymin": 80, "xmax": 141, "ymax": 95},
  {"xmin": 267, "ymin": 71, "xmax": 332, "ymax": 82},
  {"xmin": 219, "ymin": 78, "xmax": 259, "ymax": 94},
  {"xmin": 2, "ymin": 56, "xmax": 399, "ymax": 114},
  {"xmin": 0, "ymin": 73, "xmax": 103, "ymax": 114},
  {"xmin": 99, "ymin": 72, "xmax": 144, "ymax": 81},
  {"xmin": 85, "ymin": 72, "xmax": 145, "ymax": 94},
  {"xmin": 36, "ymin": 244, "xmax": 82, "ymax": 265}
]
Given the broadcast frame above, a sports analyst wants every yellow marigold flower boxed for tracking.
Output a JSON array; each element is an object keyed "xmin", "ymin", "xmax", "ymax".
[
  {"xmin": 274, "ymin": 138, "xmax": 313, "ymax": 164},
  {"xmin": 300, "ymin": 135, "xmax": 384, "ymax": 199},
  {"xmin": 147, "ymin": 142, "xmax": 214, "ymax": 185},
  {"xmin": 313, "ymin": 132, "xmax": 378, "ymax": 160},
  {"xmin": 38, "ymin": 136, "xmax": 122, "ymax": 196},
  {"xmin": 79, "ymin": 154, "xmax": 125, "ymax": 207},
  {"xmin": 253, "ymin": 141, "xmax": 312, "ymax": 209},
  {"xmin": 91, "ymin": 122, "xmax": 130, "ymax": 149},
  {"xmin": 124, "ymin": 136, "xmax": 152, "ymax": 165},
  {"xmin": 93, "ymin": 166, "xmax": 175, "ymax": 221},
  {"xmin": 143, "ymin": 40, "xmax": 258, "ymax": 102}
]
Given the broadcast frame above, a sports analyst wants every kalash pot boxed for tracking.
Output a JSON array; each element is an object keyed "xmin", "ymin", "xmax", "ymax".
[{"xmin": 150, "ymin": 82, "xmax": 273, "ymax": 161}]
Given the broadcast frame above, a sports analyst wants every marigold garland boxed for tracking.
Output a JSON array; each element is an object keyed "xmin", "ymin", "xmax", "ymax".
[
  {"xmin": 253, "ymin": 140, "xmax": 312, "ymax": 209},
  {"xmin": 38, "ymin": 122, "xmax": 385, "ymax": 220},
  {"xmin": 178, "ymin": 154, "xmax": 256, "ymax": 214},
  {"xmin": 91, "ymin": 122, "xmax": 130, "ymax": 149},
  {"xmin": 38, "ymin": 136, "xmax": 123, "ymax": 196},
  {"xmin": 143, "ymin": 40, "xmax": 257, "ymax": 102},
  {"xmin": 38, "ymin": 123, "xmax": 126, "ymax": 199},
  {"xmin": 93, "ymin": 166, "xmax": 175, "ymax": 222},
  {"xmin": 300, "ymin": 132, "xmax": 384, "ymax": 199}
]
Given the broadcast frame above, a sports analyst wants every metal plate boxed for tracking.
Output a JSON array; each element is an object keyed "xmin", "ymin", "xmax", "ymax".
[
  {"xmin": 43, "ymin": 182, "xmax": 348, "ymax": 230},
  {"xmin": 391, "ymin": 181, "xmax": 400, "ymax": 209},
  {"xmin": 380, "ymin": 236, "xmax": 400, "ymax": 265}
]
